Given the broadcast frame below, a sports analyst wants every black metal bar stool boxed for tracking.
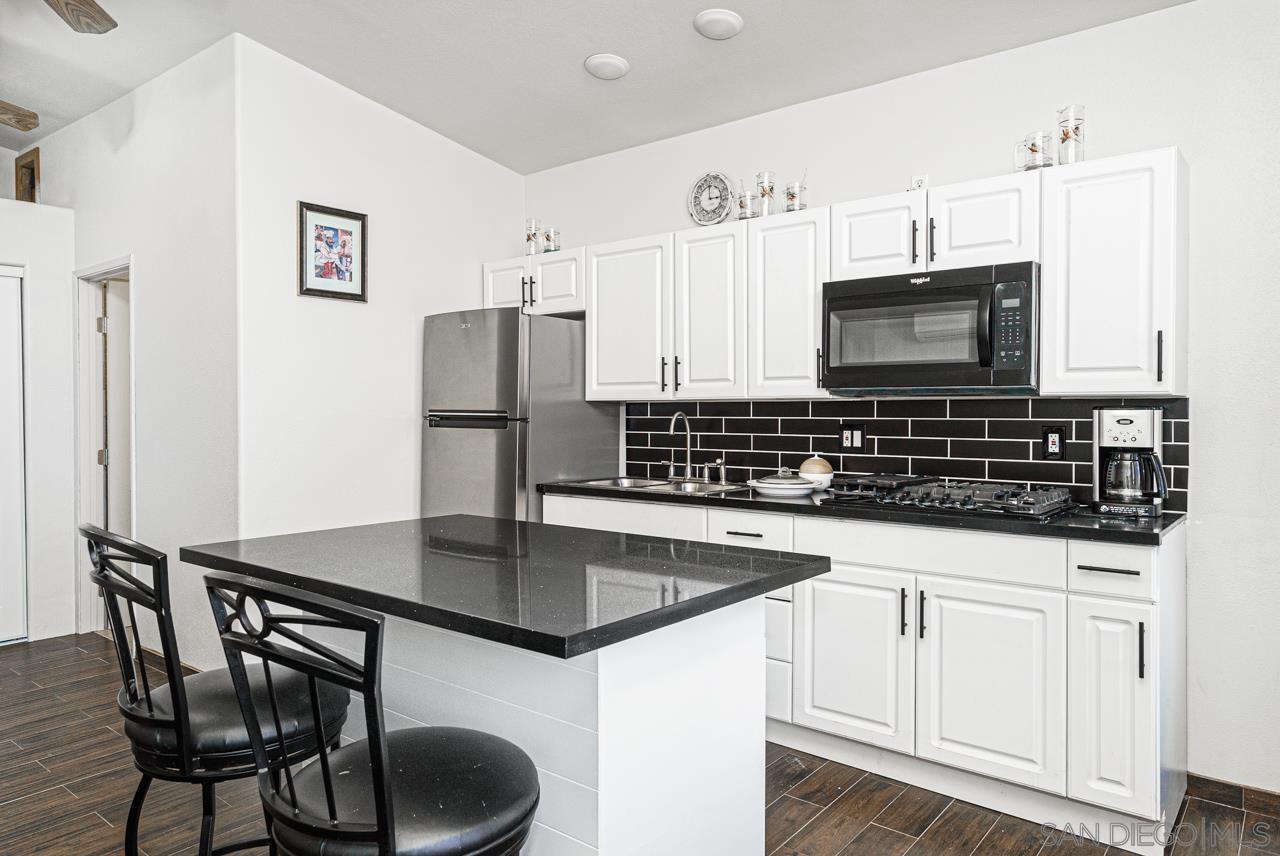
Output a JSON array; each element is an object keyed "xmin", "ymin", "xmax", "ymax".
[
  {"xmin": 204, "ymin": 569, "xmax": 541, "ymax": 856},
  {"xmin": 79, "ymin": 524, "xmax": 351, "ymax": 855}
]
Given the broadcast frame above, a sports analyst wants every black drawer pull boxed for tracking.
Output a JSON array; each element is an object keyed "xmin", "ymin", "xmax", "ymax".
[
  {"xmin": 1138, "ymin": 621, "xmax": 1146, "ymax": 679},
  {"xmin": 900, "ymin": 588, "xmax": 907, "ymax": 637},
  {"xmin": 725, "ymin": 530, "xmax": 763, "ymax": 538},
  {"xmin": 1077, "ymin": 564, "xmax": 1141, "ymax": 577},
  {"xmin": 919, "ymin": 591, "xmax": 927, "ymax": 639}
]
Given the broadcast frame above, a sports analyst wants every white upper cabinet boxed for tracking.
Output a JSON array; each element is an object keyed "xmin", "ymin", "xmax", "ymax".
[
  {"xmin": 793, "ymin": 564, "xmax": 915, "ymax": 754},
  {"xmin": 673, "ymin": 221, "xmax": 747, "ymax": 399},
  {"xmin": 915, "ymin": 575, "xmax": 1067, "ymax": 794},
  {"xmin": 529, "ymin": 247, "xmax": 586, "ymax": 315},
  {"xmin": 830, "ymin": 191, "xmax": 926, "ymax": 280},
  {"xmin": 586, "ymin": 233, "xmax": 673, "ymax": 401},
  {"xmin": 927, "ymin": 172, "xmax": 1040, "ymax": 270},
  {"xmin": 482, "ymin": 256, "xmax": 529, "ymax": 309},
  {"xmin": 1068, "ymin": 596, "xmax": 1159, "ymax": 819},
  {"xmin": 747, "ymin": 207, "xmax": 830, "ymax": 398},
  {"xmin": 1040, "ymin": 148, "xmax": 1188, "ymax": 396}
]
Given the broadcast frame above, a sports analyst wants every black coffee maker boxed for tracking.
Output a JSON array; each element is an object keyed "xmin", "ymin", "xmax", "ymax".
[{"xmin": 1092, "ymin": 406, "xmax": 1168, "ymax": 518}]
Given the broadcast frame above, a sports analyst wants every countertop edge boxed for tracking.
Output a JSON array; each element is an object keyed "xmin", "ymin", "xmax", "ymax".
[{"xmin": 539, "ymin": 483, "xmax": 1185, "ymax": 546}]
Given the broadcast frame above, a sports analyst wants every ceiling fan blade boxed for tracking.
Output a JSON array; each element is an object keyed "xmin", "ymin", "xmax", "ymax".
[
  {"xmin": 0, "ymin": 99, "xmax": 40, "ymax": 132},
  {"xmin": 42, "ymin": 0, "xmax": 118, "ymax": 34}
]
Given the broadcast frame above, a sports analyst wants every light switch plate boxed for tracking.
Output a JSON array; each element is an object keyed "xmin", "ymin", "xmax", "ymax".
[{"xmin": 840, "ymin": 422, "xmax": 868, "ymax": 453}]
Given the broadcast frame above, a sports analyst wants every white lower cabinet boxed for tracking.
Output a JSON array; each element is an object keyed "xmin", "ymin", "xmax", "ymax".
[
  {"xmin": 793, "ymin": 564, "xmax": 915, "ymax": 754},
  {"xmin": 766, "ymin": 659, "xmax": 793, "ymax": 722},
  {"xmin": 542, "ymin": 495, "xmax": 706, "ymax": 540},
  {"xmin": 1068, "ymin": 596, "xmax": 1158, "ymax": 818},
  {"xmin": 915, "ymin": 575, "xmax": 1067, "ymax": 794}
]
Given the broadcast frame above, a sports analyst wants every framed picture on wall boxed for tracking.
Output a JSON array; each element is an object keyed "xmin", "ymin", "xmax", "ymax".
[{"xmin": 298, "ymin": 201, "xmax": 368, "ymax": 302}]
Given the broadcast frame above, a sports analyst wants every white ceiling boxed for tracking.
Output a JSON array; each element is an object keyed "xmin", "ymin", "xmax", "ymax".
[{"xmin": 1, "ymin": 0, "xmax": 1192, "ymax": 172}]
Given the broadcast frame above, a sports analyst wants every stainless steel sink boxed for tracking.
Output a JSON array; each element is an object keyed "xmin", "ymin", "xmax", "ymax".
[
  {"xmin": 641, "ymin": 480, "xmax": 749, "ymax": 495},
  {"xmin": 578, "ymin": 477, "xmax": 672, "ymax": 489}
]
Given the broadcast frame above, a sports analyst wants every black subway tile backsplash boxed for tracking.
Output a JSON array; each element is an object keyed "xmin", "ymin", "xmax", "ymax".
[{"xmin": 626, "ymin": 396, "xmax": 1191, "ymax": 509}]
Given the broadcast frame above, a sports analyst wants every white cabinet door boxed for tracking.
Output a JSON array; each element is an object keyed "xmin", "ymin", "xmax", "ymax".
[
  {"xmin": 830, "ymin": 191, "xmax": 926, "ymax": 280},
  {"xmin": 482, "ymin": 256, "xmax": 529, "ymax": 309},
  {"xmin": 673, "ymin": 221, "xmax": 747, "ymax": 399},
  {"xmin": 1068, "ymin": 596, "xmax": 1159, "ymax": 819},
  {"xmin": 530, "ymin": 247, "xmax": 586, "ymax": 315},
  {"xmin": 927, "ymin": 172, "xmax": 1040, "ymax": 270},
  {"xmin": 586, "ymin": 233, "xmax": 674, "ymax": 401},
  {"xmin": 747, "ymin": 208, "xmax": 829, "ymax": 398},
  {"xmin": 915, "ymin": 575, "xmax": 1066, "ymax": 794},
  {"xmin": 1040, "ymin": 148, "xmax": 1186, "ymax": 395},
  {"xmin": 793, "ymin": 564, "xmax": 915, "ymax": 754}
]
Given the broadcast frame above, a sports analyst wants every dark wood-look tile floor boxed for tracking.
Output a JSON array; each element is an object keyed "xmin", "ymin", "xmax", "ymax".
[
  {"xmin": 0, "ymin": 633, "xmax": 268, "ymax": 856},
  {"xmin": 4, "ymin": 636, "xmax": 1277, "ymax": 856}
]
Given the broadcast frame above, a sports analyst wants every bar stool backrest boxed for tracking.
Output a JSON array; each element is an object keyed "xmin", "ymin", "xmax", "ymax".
[
  {"xmin": 204, "ymin": 570, "xmax": 394, "ymax": 854},
  {"xmin": 79, "ymin": 524, "xmax": 195, "ymax": 774}
]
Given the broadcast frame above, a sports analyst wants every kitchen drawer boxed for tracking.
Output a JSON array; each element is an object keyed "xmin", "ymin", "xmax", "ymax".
[
  {"xmin": 1068, "ymin": 541, "xmax": 1158, "ymax": 601},
  {"xmin": 706, "ymin": 508, "xmax": 793, "ymax": 552},
  {"xmin": 766, "ymin": 658, "xmax": 792, "ymax": 722},
  {"xmin": 795, "ymin": 517, "xmax": 1066, "ymax": 589},
  {"xmin": 765, "ymin": 598, "xmax": 793, "ymax": 662},
  {"xmin": 542, "ymin": 495, "xmax": 707, "ymax": 540}
]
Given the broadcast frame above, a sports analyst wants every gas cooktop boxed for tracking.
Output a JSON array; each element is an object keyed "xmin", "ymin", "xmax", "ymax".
[{"xmin": 828, "ymin": 474, "xmax": 1077, "ymax": 520}]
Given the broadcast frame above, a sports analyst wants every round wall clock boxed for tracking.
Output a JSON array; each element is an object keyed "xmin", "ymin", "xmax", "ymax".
[{"xmin": 687, "ymin": 172, "xmax": 734, "ymax": 226}]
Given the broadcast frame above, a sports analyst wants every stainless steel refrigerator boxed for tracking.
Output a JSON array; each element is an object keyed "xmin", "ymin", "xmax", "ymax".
[{"xmin": 422, "ymin": 308, "xmax": 618, "ymax": 522}]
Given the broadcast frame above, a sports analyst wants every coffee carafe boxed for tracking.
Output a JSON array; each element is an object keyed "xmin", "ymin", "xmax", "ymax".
[{"xmin": 1092, "ymin": 407, "xmax": 1168, "ymax": 518}]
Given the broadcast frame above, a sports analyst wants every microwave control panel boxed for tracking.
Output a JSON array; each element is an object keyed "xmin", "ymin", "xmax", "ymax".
[{"xmin": 993, "ymin": 282, "xmax": 1028, "ymax": 370}]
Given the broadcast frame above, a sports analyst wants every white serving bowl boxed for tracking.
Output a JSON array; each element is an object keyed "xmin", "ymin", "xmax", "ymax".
[{"xmin": 799, "ymin": 472, "xmax": 833, "ymax": 490}]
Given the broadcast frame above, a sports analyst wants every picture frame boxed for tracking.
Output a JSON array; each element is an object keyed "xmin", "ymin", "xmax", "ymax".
[{"xmin": 298, "ymin": 201, "xmax": 368, "ymax": 302}]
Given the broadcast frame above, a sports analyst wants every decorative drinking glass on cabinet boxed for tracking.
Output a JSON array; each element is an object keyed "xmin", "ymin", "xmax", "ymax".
[
  {"xmin": 542, "ymin": 226, "xmax": 560, "ymax": 253},
  {"xmin": 1057, "ymin": 104, "xmax": 1085, "ymax": 164},
  {"xmin": 1013, "ymin": 132, "xmax": 1055, "ymax": 171},
  {"xmin": 785, "ymin": 182, "xmax": 807, "ymax": 212},
  {"xmin": 756, "ymin": 171, "xmax": 775, "ymax": 216},
  {"xmin": 525, "ymin": 218, "xmax": 541, "ymax": 255}
]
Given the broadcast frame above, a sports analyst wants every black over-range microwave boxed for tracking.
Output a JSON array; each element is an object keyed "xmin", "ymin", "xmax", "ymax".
[{"xmin": 820, "ymin": 262, "xmax": 1039, "ymax": 396}]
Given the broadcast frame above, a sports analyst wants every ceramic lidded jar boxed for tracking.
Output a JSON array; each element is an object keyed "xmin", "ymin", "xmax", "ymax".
[{"xmin": 798, "ymin": 455, "xmax": 834, "ymax": 489}]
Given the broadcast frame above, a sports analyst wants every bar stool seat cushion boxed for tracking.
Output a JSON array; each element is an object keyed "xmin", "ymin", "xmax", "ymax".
[
  {"xmin": 272, "ymin": 726, "xmax": 540, "ymax": 856},
  {"xmin": 123, "ymin": 664, "xmax": 349, "ymax": 772}
]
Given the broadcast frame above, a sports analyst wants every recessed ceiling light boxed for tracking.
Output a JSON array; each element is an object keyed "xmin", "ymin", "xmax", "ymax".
[
  {"xmin": 693, "ymin": 8, "xmax": 744, "ymax": 40},
  {"xmin": 584, "ymin": 53, "xmax": 631, "ymax": 80}
]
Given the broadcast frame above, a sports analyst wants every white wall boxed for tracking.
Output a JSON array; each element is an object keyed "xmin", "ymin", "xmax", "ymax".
[
  {"xmin": 525, "ymin": 0, "xmax": 1280, "ymax": 790},
  {"xmin": 0, "ymin": 200, "xmax": 76, "ymax": 639},
  {"xmin": 35, "ymin": 38, "xmax": 240, "ymax": 668},
  {"xmin": 233, "ymin": 37, "xmax": 523, "ymax": 540},
  {"xmin": 0, "ymin": 147, "xmax": 16, "ymax": 200}
]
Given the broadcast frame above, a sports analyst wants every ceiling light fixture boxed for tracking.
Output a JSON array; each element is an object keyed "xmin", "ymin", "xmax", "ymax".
[
  {"xmin": 584, "ymin": 53, "xmax": 631, "ymax": 80},
  {"xmin": 693, "ymin": 8, "xmax": 744, "ymax": 40}
]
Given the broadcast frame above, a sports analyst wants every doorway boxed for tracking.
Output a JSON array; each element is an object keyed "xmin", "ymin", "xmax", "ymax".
[
  {"xmin": 1, "ymin": 267, "xmax": 27, "ymax": 643},
  {"xmin": 75, "ymin": 261, "xmax": 133, "ymax": 633}
]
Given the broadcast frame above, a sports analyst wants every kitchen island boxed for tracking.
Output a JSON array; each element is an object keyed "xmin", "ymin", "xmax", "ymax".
[{"xmin": 182, "ymin": 513, "xmax": 830, "ymax": 856}]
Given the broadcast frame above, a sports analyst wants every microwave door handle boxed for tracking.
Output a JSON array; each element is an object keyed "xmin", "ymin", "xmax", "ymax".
[{"xmin": 976, "ymin": 288, "xmax": 993, "ymax": 368}]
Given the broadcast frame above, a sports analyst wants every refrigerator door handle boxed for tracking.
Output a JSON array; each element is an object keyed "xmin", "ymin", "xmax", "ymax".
[{"xmin": 426, "ymin": 412, "xmax": 523, "ymax": 429}]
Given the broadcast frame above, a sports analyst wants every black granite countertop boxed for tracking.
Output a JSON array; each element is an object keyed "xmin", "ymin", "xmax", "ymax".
[
  {"xmin": 180, "ymin": 514, "xmax": 829, "ymax": 658},
  {"xmin": 540, "ymin": 482, "xmax": 1186, "ymax": 546}
]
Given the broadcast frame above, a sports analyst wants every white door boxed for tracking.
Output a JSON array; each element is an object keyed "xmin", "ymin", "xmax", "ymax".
[
  {"xmin": 793, "ymin": 564, "xmax": 915, "ymax": 754},
  {"xmin": 673, "ymin": 221, "xmax": 746, "ymax": 399},
  {"xmin": 830, "ymin": 191, "xmax": 926, "ymax": 280},
  {"xmin": 747, "ymin": 207, "xmax": 829, "ymax": 398},
  {"xmin": 482, "ymin": 256, "xmax": 529, "ymax": 310},
  {"xmin": 927, "ymin": 172, "xmax": 1040, "ymax": 270},
  {"xmin": 104, "ymin": 280, "xmax": 132, "ymax": 536},
  {"xmin": 1068, "ymin": 596, "xmax": 1159, "ymax": 819},
  {"xmin": 916, "ymin": 575, "xmax": 1067, "ymax": 794},
  {"xmin": 530, "ymin": 247, "xmax": 586, "ymax": 315},
  {"xmin": 0, "ymin": 272, "xmax": 26, "ymax": 642},
  {"xmin": 1039, "ymin": 149, "xmax": 1183, "ymax": 395},
  {"xmin": 586, "ymin": 233, "xmax": 673, "ymax": 401}
]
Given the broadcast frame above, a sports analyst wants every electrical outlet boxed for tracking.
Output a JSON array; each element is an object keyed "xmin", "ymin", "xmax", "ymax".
[
  {"xmin": 1042, "ymin": 425, "xmax": 1067, "ymax": 460},
  {"xmin": 910, "ymin": 174, "xmax": 929, "ymax": 190},
  {"xmin": 840, "ymin": 422, "xmax": 868, "ymax": 453}
]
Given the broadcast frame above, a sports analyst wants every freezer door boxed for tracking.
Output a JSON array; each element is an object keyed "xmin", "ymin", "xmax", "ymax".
[
  {"xmin": 423, "ymin": 308, "xmax": 523, "ymax": 417},
  {"xmin": 422, "ymin": 414, "xmax": 522, "ymax": 520}
]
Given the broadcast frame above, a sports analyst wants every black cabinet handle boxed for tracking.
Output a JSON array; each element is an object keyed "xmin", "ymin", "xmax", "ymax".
[
  {"xmin": 910, "ymin": 220, "xmax": 918, "ymax": 264},
  {"xmin": 900, "ymin": 588, "xmax": 908, "ymax": 637},
  {"xmin": 529, "ymin": 276, "xmax": 537, "ymax": 304},
  {"xmin": 919, "ymin": 591, "xmax": 927, "ymax": 639},
  {"xmin": 674, "ymin": 356, "xmax": 681, "ymax": 392},
  {"xmin": 725, "ymin": 530, "xmax": 762, "ymax": 538},
  {"xmin": 928, "ymin": 217, "xmax": 937, "ymax": 262},
  {"xmin": 520, "ymin": 276, "xmax": 528, "ymax": 308},
  {"xmin": 1138, "ymin": 621, "xmax": 1146, "ymax": 679},
  {"xmin": 660, "ymin": 357, "xmax": 668, "ymax": 392},
  {"xmin": 1156, "ymin": 330, "xmax": 1164, "ymax": 383},
  {"xmin": 815, "ymin": 348, "xmax": 823, "ymax": 385},
  {"xmin": 1077, "ymin": 564, "xmax": 1141, "ymax": 577}
]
